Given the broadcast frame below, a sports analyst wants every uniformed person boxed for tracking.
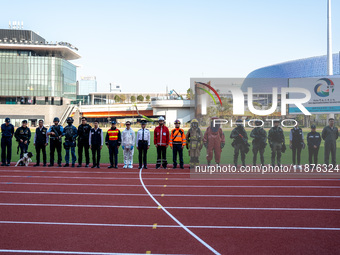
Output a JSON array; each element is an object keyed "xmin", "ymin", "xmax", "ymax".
[
  {"xmin": 77, "ymin": 117, "xmax": 91, "ymax": 168},
  {"xmin": 89, "ymin": 120, "xmax": 103, "ymax": 169},
  {"xmin": 186, "ymin": 119, "xmax": 203, "ymax": 169},
  {"xmin": 1, "ymin": 117, "xmax": 14, "ymax": 166},
  {"xmin": 170, "ymin": 120, "xmax": 186, "ymax": 169},
  {"xmin": 230, "ymin": 119, "xmax": 249, "ymax": 167},
  {"xmin": 121, "ymin": 121, "xmax": 135, "ymax": 169},
  {"xmin": 63, "ymin": 117, "xmax": 78, "ymax": 167},
  {"xmin": 14, "ymin": 120, "xmax": 31, "ymax": 165},
  {"xmin": 322, "ymin": 118, "xmax": 339, "ymax": 166},
  {"xmin": 250, "ymin": 120, "xmax": 267, "ymax": 166},
  {"xmin": 33, "ymin": 120, "xmax": 48, "ymax": 167},
  {"xmin": 154, "ymin": 116, "xmax": 169, "ymax": 169},
  {"xmin": 307, "ymin": 125, "xmax": 321, "ymax": 165},
  {"xmin": 289, "ymin": 122, "xmax": 305, "ymax": 170},
  {"xmin": 136, "ymin": 120, "xmax": 150, "ymax": 169},
  {"xmin": 47, "ymin": 117, "xmax": 64, "ymax": 167},
  {"xmin": 268, "ymin": 120, "xmax": 285, "ymax": 167},
  {"xmin": 106, "ymin": 120, "xmax": 121, "ymax": 169}
]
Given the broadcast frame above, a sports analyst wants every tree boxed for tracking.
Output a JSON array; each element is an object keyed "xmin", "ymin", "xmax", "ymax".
[
  {"xmin": 114, "ymin": 95, "xmax": 120, "ymax": 103},
  {"xmin": 137, "ymin": 95, "xmax": 144, "ymax": 102},
  {"xmin": 120, "ymin": 94, "xmax": 126, "ymax": 103},
  {"xmin": 130, "ymin": 96, "xmax": 136, "ymax": 103},
  {"xmin": 146, "ymin": 95, "xmax": 151, "ymax": 101},
  {"xmin": 186, "ymin": 88, "xmax": 193, "ymax": 100}
]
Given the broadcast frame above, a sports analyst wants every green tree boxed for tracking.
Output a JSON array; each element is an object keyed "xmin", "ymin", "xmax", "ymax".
[
  {"xmin": 120, "ymin": 94, "xmax": 126, "ymax": 103},
  {"xmin": 137, "ymin": 95, "xmax": 144, "ymax": 102},
  {"xmin": 130, "ymin": 96, "xmax": 136, "ymax": 103},
  {"xmin": 114, "ymin": 95, "xmax": 120, "ymax": 103},
  {"xmin": 186, "ymin": 88, "xmax": 193, "ymax": 100},
  {"xmin": 146, "ymin": 95, "xmax": 151, "ymax": 101}
]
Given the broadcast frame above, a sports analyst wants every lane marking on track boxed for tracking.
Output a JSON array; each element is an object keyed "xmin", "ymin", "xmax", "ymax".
[
  {"xmin": 1, "ymin": 181, "xmax": 340, "ymax": 189},
  {"xmin": 153, "ymin": 223, "xmax": 157, "ymax": 229},
  {"xmin": 0, "ymin": 249, "xmax": 167, "ymax": 254},
  {"xmin": 1, "ymin": 221, "xmax": 340, "ymax": 231},
  {"xmin": 1, "ymin": 203, "xmax": 340, "ymax": 211},
  {"xmin": 139, "ymin": 167, "xmax": 221, "ymax": 255},
  {"xmin": 146, "ymin": 251, "xmax": 151, "ymax": 254},
  {"xmin": 1, "ymin": 191, "xmax": 340, "ymax": 199}
]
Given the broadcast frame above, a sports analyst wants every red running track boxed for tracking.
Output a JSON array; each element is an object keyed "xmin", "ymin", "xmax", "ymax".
[{"xmin": 0, "ymin": 164, "xmax": 340, "ymax": 254}]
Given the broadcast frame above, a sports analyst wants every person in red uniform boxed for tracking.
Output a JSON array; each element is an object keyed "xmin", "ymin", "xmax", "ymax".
[
  {"xmin": 203, "ymin": 117, "xmax": 225, "ymax": 165},
  {"xmin": 154, "ymin": 116, "xmax": 169, "ymax": 169}
]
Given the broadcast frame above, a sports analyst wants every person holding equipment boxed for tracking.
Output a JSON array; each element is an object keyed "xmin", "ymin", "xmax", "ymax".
[
  {"xmin": 289, "ymin": 122, "xmax": 305, "ymax": 170},
  {"xmin": 268, "ymin": 120, "xmax": 286, "ymax": 167},
  {"xmin": 250, "ymin": 120, "xmax": 267, "ymax": 166},
  {"xmin": 63, "ymin": 117, "xmax": 78, "ymax": 167},
  {"xmin": 47, "ymin": 117, "xmax": 64, "ymax": 167},
  {"xmin": 77, "ymin": 117, "xmax": 91, "ymax": 168},
  {"xmin": 14, "ymin": 120, "xmax": 31, "ymax": 166},
  {"xmin": 230, "ymin": 119, "xmax": 249, "ymax": 168}
]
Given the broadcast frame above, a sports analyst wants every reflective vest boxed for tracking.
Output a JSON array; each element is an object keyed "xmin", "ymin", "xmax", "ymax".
[{"xmin": 108, "ymin": 129, "xmax": 119, "ymax": 141}]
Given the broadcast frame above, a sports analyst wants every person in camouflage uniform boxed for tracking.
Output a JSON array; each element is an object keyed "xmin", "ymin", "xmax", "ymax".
[
  {"xmin": 268, "ymin": 120, "xmax": 286, "ymax": 167},
  {"xmin": 230, "ymin": 119, "xmax": 249, "ymax": 167},
  {"xmin": 250, "ymin": 120, "xmax": 267, "ymax": 166},
  {"xmin": 186, "ymin": 119, "xmax": 203, "ymax": 169}
]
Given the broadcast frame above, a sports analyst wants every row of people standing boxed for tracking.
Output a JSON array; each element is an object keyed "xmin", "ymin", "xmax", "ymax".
[{"xmin": 204, "ymin": 118, "xmax": 338, "ymax": 168}]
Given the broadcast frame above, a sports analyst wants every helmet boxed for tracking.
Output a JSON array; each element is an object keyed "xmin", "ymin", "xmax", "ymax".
[
  {"xmin": 53, "ymin": 117, "xmax": 60, "ymax": 123},
  {"xmin": 141, "ymin": 120, "xmax": 147, "ymax": 125},
  {"xmin": 311, "ymin": 124, "xmax": 316, "ymax": 129},
  {"xmin": 66, "ymin": 117, "xmax": 74, "ymax": 124},
  {"xmin": 158, "ymin": 116, "xmax": 165, "ymax": 121},
  {"xmin": 174, "ymin": 119, "xmax": 181, "ymax": 124},
  {"xmin": 111, "ymin": 120, "xmax": 116, "ymax": 124},
  {"xmin": 5, "ymin": 117, "xmax": 10, "ymax": 123},
  {"xmin": 255, "ymin": 120, "xmax": 263, "ymax": 126},
  {"xmin": 236, "ymin": 119, "xmax": 243, "ymax": 125},
  {"xmin": 191, "ymin": 119, "xmax": 198, "ymax": 128}
]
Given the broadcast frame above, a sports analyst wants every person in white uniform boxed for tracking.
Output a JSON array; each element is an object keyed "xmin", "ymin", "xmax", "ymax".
[{"xmin": 121, "ymin": 121, "xmax": 135, "ymax": 168}]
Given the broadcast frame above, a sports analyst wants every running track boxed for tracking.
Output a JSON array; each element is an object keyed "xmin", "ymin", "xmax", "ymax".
[{"xmin": 0, "ymin": 164, "xmax": 339, "ymax": 254}]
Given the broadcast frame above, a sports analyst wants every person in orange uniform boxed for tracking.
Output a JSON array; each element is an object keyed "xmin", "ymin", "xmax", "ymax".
[
  {"xmin": 105, "ymin": 120, "xmax": 121, "ymax": 169},
  {"xmin": 170, "ymin": 120, "xmax": 186, "ymax": 169},
  {"xmin": 154, "ymin": 116, "xmax": 169, "ymax": 169},
  {"xmin": 203, "ymin": 117, "xmax": 225, "ymax": 166}
]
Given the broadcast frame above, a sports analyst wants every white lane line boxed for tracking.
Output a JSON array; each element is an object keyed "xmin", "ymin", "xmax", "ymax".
[
  {"xmin": 1, "ymin": 220, "xmax": 340, "ymax": 231},
  {"xmin": 139, "ymin": 167, "xmax": 221, "ymax": 255},
  {"xmin": 0, "ymin": 249, "xmax": 167, "ymax": 254},
  {"xmin": 1, "ymin": 175, "xmax": 339, "ymax": 181},
  {"xmin": 1, "ymin": 191, "xmax": 340, "ymax": 198},
  {"xmin": 1, "ymin": 182, "xmax": 340, "ymax": 188},
  {"xmin": 0, "ymin": 203, "xmax": 340, "ymax": 211}
]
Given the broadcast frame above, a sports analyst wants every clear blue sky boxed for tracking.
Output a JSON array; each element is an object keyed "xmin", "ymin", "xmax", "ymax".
[{"xmin": 0, "ymin": 0, "xmax": 339, "ymax": 93}]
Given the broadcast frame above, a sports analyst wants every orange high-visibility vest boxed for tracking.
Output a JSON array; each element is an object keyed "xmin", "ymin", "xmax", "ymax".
[{"xmin": 108, "ymin": 130, "xmax": 119, "ymax": 141}]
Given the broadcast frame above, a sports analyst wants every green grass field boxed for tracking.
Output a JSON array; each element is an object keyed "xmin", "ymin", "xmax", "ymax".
[{"xmin": 3, "ymin": 129, "xmax": 340, "ymax": 165}]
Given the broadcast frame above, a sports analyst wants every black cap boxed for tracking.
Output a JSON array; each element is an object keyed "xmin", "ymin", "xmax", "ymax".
[
  {"xmin": 311, "ymin": 124, "xmax": 316, "ymax": 129},
  {"xmin": 22, "ymin": 120, "xmax": 27, "ymax": 123},
  {"xmin": 111, "ymin": 120, "xmax": 116, "ymax": 124},
  {"xmin": 255, "ymin": 120, "xmax": 262, "ymax": 126},
  {"xmin": 273, "ymin": 120, "xmax": 280, "ymax": 123},
  {"xmin": 141, "ymin": 120, "xmax": 147, "ymax": 124},
  {"xmin": 5, "ymin": 117, "xmax": 10, "ymax": 123}
]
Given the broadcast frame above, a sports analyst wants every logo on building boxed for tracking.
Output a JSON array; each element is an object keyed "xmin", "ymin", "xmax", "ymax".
[
  {"xmin": 195, "ymin": 82, "xmax": 222, "ymax": 106},
  {"xmin": 314, "ymin": 78, "xmax": 334, "ymax": 97}
]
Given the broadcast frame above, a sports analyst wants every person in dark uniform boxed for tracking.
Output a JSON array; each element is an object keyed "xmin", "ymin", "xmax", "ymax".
[
  {"xmin": 63, "ymin": 117, "xmax": 78, "ymax": 167},
  {"xmin": 289, "ymin": 122, "xmax": 305, "ymax": 170},
  {"xmin": 1, "ymin": 117, "xmax": 14, "ymax": 166},
  {"xmin": 250, "ymin": 120, "xmax": 267, "ymax": 166},
  {"xmin": 230, "ymin": 119, "xmax": 249, "ymax": 167},
  {"xmin": 322, "ymin": 118, "xmax": 339, "ymax": 166},
  {"xmin": 89, "ymin": 120, "xmax": 103, "ymax": 168},
  {"xmin": 268, "ymin": 120, "xmax": 286, "ymax": 167},
  {"xmin": 307, "ymin": 125, "xmax": 321, "ymax": 165},
  {"xmin": 33, "ymin": 120, "xmax": 49, "ymax": 167},
  {"xmin": 14, "ymin": 120, "xmax": 31, "ymax": 165},
  {"xmin": 47, "ymin": 117, "xmax": 64, "ymax": 167},
  {"xmin": 136, "ymin": 120, "xmax": 150, "ymax": 169},
  {"xmin": 77, "ymin": 117, "xmax": 91, "ymax": 168},
  {"xmin": 106, "ymin": 120, "xmax": 121, "ymax": 169}
]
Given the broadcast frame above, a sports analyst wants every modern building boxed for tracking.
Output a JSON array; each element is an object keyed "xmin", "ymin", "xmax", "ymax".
[
  {"xmin": 0, "ymin": 28, "xmax": 80, "ymax": 126},
  {"xmin": 77, "ymin": 76, "xmax": 97, "ymax": 105}
]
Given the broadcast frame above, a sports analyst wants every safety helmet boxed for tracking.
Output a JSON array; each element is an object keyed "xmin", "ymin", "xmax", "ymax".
[
  {"xmin": 111, "ymin": 120, "xmax": 116, "ymax": 124},
  {"xmin": 174, "ymin": 119, "xmax": 181, "ymax": 124},
  {"xmin": 191, "ymin": 119, "xmax": 198, "ymax": 128},
  {"xmin": 53, "ymin": 117, "xmax": 60, "ymax": 123},
  {"xmin": 255, "ymin": 120, "xmax": 263, "ymax": 126},
  {"xmin": 236, "ymin": 119, "xmax": 243, "ymax": 125},
  {"xmin": 66, "ymin": 117, "xmax": 74, "ymax": 124},
  {"xmin": 158, "ymin": 116, "xmax": 165, "ymax": 121}
]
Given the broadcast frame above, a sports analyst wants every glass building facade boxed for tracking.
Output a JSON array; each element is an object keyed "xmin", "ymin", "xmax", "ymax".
[{"xmin": 0, "ymin": 49, "xmax": 77, "ymax": 104}]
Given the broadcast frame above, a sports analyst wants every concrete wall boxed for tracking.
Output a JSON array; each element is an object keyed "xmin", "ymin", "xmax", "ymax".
[{"xmin": 0, "ymin": 104, "xmax": 69, "ymax": 126}]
